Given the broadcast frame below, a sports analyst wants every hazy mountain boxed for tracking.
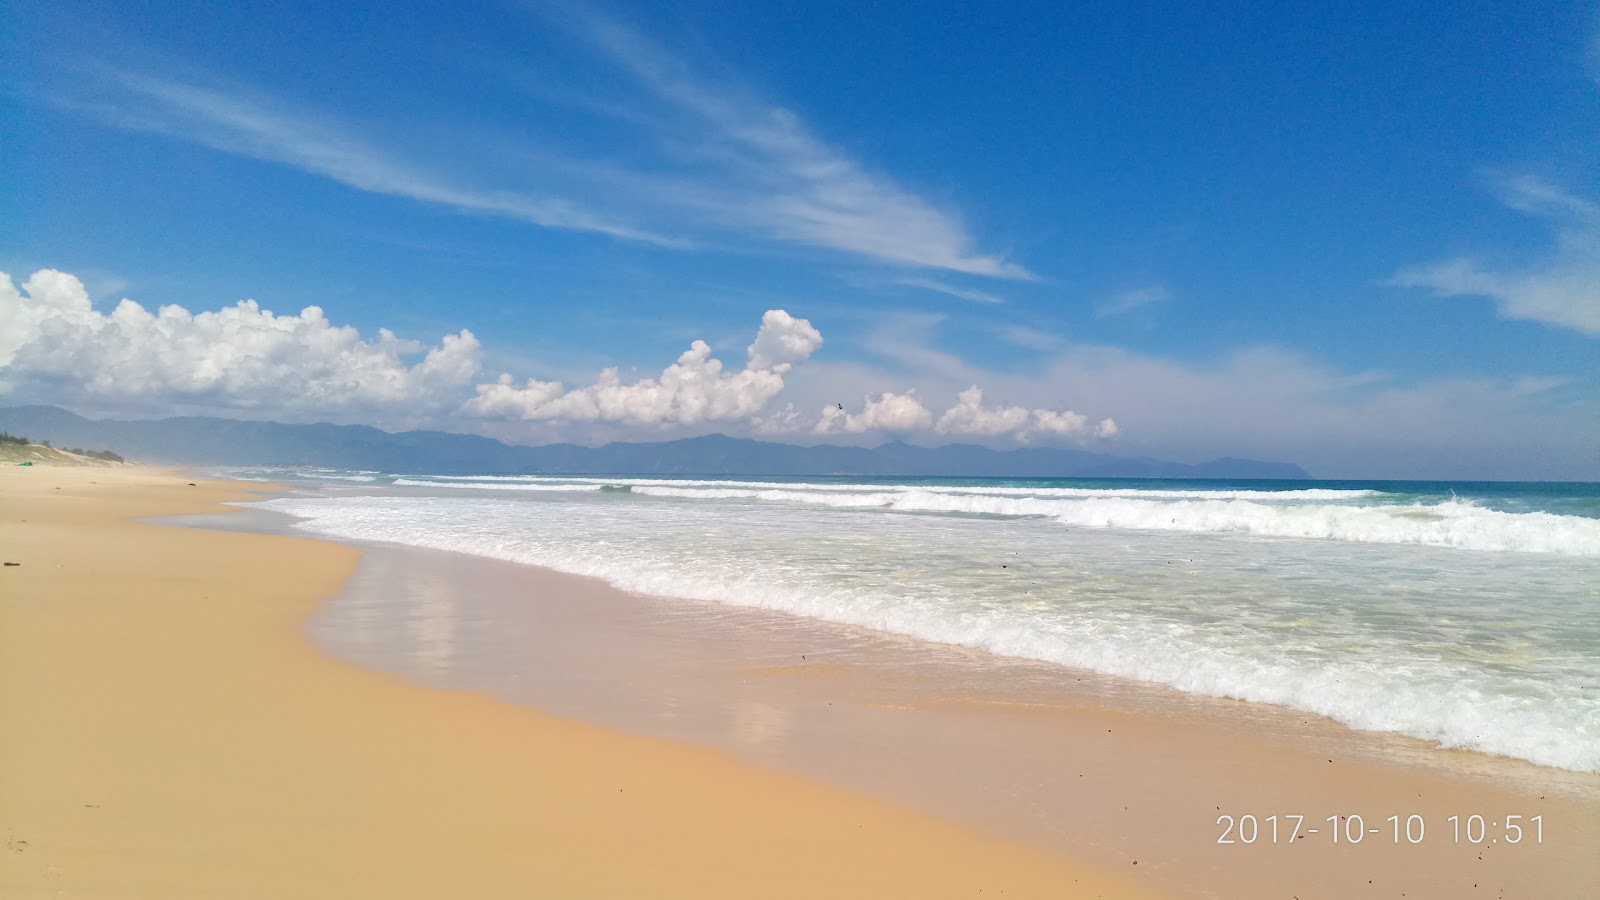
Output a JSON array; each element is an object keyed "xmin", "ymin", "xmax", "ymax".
[{"xmin": 0, "ymin": 405, "xmax": 1312, "ymax": 479}]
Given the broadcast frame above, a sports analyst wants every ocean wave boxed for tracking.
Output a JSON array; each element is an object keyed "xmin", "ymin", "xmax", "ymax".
[
  {"xmin": 418, "ymin": 474, "xmax": 562, "ymax": 481},
  {"xmin": 413, "ymin": 474, "xmax": 1384, "ymax": 501},
  {"xmin": 392, "ymin": 478, "xmax": 604, "ymax": 492},
  {"xmin": 257, "ymin": 494, "xmax": 1600, "ymax": 772},
  {"xmin": 628, "ymin": 487, "xmax": 1600, "ymax": 555}
]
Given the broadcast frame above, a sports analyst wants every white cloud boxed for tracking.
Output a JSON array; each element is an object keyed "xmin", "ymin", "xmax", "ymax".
[
  {"xmin": 997, "ymin": 325, "xmax": 1064, "ymax": 352},
  {"xmin": 894, "ymin": 277, "xmax": 1005, "ymax": 304},
  {"xmin": 1097, "ymin": 285, "xmax": 1170, "ymax": 317},
  {"xmin": 815, "ymin": 391, "xmax": 934, "ymax": 434},
  {"xmin": 751, "ymin": 402, "xmax": 805, "ymax": 436},
  {"xmin": 934, "ymin": 386, "xmax": 1116, "ymax": 444},
  {"xmin": 67, "ymin": 31, "xmax": 1028, "ymax": 278},
  {"xmin": 858, "ymin": 312, "xmax": 978, "ymax": 378},
  {"xmin": 1391, "ymin": 176, "xmax": 1600, "ymax": 337},
  {"xmin": 746, "ymin": 309, "xmax": 824, "ymax": 371},
  {"xmin": 0, "ymin": 269, "xmax": 482, "ymax": 415},
  {"xmin": 5, "ymin": 266, "xmax": 1586, "ymax": 478},
  {"xmin": 774, "ymin": 314, "xmax": 1590, "ymax": 478},
  {"xmin": 464, "ymin": 310, "xmax": 821, "ymax": 426},
  {"xmin": 804, "ymin": 385, "xmax": 1116, "ymax": 444},
  {"xmin": 88, "ymin": 71, "xmax": 677, "ymax": 246},
  {"xmin": 561, "ymin": 15, "xmax": 1032, "ymax": 278},
  {"xmin": 932, "ymin": 386, "xmax": 1029, "ymax": 436},
  {"xmin": 1015, "ymin": 342, "xmax": 1592, "ymax": 479}
]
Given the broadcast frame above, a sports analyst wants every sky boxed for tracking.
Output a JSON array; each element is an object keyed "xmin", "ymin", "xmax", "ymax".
[{"xmin": 1, "ymin": 0, "xmax": 1596, "ymax": 479}]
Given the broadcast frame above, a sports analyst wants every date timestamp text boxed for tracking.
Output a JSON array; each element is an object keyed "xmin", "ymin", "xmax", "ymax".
[{"xmin": 1215, "ymin": 813, "xmax": 1543, "ymax": 846}]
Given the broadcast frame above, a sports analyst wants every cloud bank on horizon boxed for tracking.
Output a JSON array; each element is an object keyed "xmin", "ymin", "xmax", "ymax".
[
  {"xmin": 0, "ymin": 269, "xmax": 482, "ymax": 414},
  {"xmin": 4, "ymin": 266, "xmax": 1591, "ymax": 481},
  {"xmin": 0, "ymin": 269, "xmax": 1111, "ymax": 445}
]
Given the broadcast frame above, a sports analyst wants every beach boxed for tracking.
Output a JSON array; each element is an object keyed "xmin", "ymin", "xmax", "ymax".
[
  {"xmin": 294, "ymin": 539, "xmax": 1600, "ymax": 900},
  {"xmin": 3, "ymin": 466, "xmax": 1596, "ymax": 898},
  {"xmin": 8, "ymin": 2, "xmax": 1593, "ymax": 896},
  {"xmin": 0, "ymin": 466, "xmax": 1153, "ymax": 899}
]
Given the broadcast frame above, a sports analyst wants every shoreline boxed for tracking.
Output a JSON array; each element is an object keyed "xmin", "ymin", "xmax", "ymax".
[
  {"xmin": 246, "ymin": 485, "xmax": 1600, "ymax": 898},
  {"xmin": 1, "ymin": 466, "xmax": 1155, "ymax": 899},
  {"xmin": 242, "ymin": 471, "xmax": 1600, "ymax": 776}
]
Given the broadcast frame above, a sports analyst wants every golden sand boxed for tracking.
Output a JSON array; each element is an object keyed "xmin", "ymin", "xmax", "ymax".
[{"xmin": 0, "ymin": 466, "xmax": 1155, "ymax": 899}]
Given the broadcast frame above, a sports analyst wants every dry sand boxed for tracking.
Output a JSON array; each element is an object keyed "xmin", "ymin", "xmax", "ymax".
[{"xmin": 0, "ymin": 466, "xmax": 1155, "ymax": 899}]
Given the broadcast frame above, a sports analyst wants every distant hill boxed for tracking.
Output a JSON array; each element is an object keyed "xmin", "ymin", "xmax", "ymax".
[
  {"xmin": 0, "ymin": 406, "xmax": 1313, "ymax": 479},
  {"xmin": 0, "ymin": 430, "xmax": 125, "ymax": 467}
]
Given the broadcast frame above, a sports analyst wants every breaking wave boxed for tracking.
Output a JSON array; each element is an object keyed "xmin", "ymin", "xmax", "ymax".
[{"xmin": 256, "ymin": 492, "xmax": 1600, "ymax": 772}]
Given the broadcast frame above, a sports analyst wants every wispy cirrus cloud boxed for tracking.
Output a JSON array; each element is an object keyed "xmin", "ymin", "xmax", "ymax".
[
  {"xmin": 76, "ymin": 70, "xmax": 678, "ymax": 245},
  {"xmin": 53, "ymin": 17, "xmax": 1028, "ymax": 279},
  {"xmin": 893, "ymin": 277, "xmax": 1005, "ymax": 304},
  {"xmin": 1391, "ymin": 175, "xmax": 1600, "ymax": 337},
  {"xmin": 996, "ymin": 324, "xmax": 1065, "ymax": 351},
  {"xmin": 563, "ymin": 14, "xmax": 1032, "ymax": 279},
  {"xmin": 1097, "ymin": 284, "xmax": 1170, "ymax": 317}
]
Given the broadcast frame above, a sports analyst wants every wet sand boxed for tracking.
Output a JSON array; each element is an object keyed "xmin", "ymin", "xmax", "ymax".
[
  {"xmin": 0, "ymin": 466, "xmax": 1155, "ymax": 899},
  {"xmin": 246, "ymin": 500, "xmax": 1600, "ymax": 899}
]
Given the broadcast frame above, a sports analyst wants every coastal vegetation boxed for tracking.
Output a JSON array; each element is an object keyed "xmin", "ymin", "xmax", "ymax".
[{"xmin": 0, "ymin": 431, "xmax": 124, "ymax": 464}]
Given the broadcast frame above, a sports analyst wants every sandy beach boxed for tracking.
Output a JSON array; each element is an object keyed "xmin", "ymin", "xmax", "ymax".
[
  {"xmin": 289, "ymin": 499, "xmax": 1600, "ymax": 899},
  {"xmin": 7, "ymin": 2, "xmax": 1593, "ymax": 895},
  {"xmin": 0, "ymin": 465, "xmax": 1154, "ymax": 899},
  {"xmin": 4, "ymin": 466, "xmax": 1596, "ymax": 899}
]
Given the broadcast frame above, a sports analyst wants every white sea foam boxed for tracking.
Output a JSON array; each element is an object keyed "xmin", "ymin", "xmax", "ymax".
[
  {"xmin": 296, "ymin": 472, "xmax": 379, "ymax": 482},
  {"xmin": 392, "ymin": 478, "xmax": 604, "ymax": 492},
  {"xmin": 257, "ymin": 490, "xmax": 1600, "ymax": 772},
  {"xmin": 420, "ymin": 474, "xmax": 568, "ymax": 481},
  {"xmin": 413, "ymin": 474, "xmax": 1384, "ymax": 501},
  {"xmin": 624, "ymin": 486, "xmax": 1600, "ymax": 555},
  {"xmin": 393, "ymin": 476, "xmax": 1600, "ymax": 554}
]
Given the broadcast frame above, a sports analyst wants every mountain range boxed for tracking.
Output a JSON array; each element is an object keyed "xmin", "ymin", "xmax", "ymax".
[{"xmin": 0, "ymin": 405, "xmax": 1312, "ymax": 479}]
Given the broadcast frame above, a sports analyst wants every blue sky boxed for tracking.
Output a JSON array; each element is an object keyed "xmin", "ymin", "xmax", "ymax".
[{"xmin": 2, "ymin": 0, "xmax": 1596, "ymax": 478}]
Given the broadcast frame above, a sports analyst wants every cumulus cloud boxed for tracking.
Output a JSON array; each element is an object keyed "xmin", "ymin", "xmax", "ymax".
[
  {"xmin": 1391, "ymin": 175, "xmax": 1600, "ymax": 337},
  {"xmin": 0, "ymin": 269, "xmax": 481, "ymax": 415},
  {"xmin": 815, "ymin": 391, "xmax": 934, "ymax": 434},
  {"xmin": 934, "ymin": 386, "xmax": 1117, "ymax": 443},
  {"xmin": 464, "ymin": 310, "xmax": 821, "ymax": 426},
  {"xmin": 751, "ymin": 402, "xmax": 805, "ymax": 436},
  {"xmin": 746, "ymin": 309, "xmax": 824, "ymax": 371},
  {"xmin": 807, "ymin": 386, "xmax": 1116, "ymax": 442}
]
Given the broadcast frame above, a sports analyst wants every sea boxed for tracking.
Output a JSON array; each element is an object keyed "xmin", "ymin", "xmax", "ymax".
[{"xmin": 228, "ymin": 470, "xmax": 1600, "ymax": 773}]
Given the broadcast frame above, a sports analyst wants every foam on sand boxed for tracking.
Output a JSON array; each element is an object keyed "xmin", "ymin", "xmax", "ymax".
[{"xmin": 260, "ymin": 488, "xmax": 1600, "ymax": 772}]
